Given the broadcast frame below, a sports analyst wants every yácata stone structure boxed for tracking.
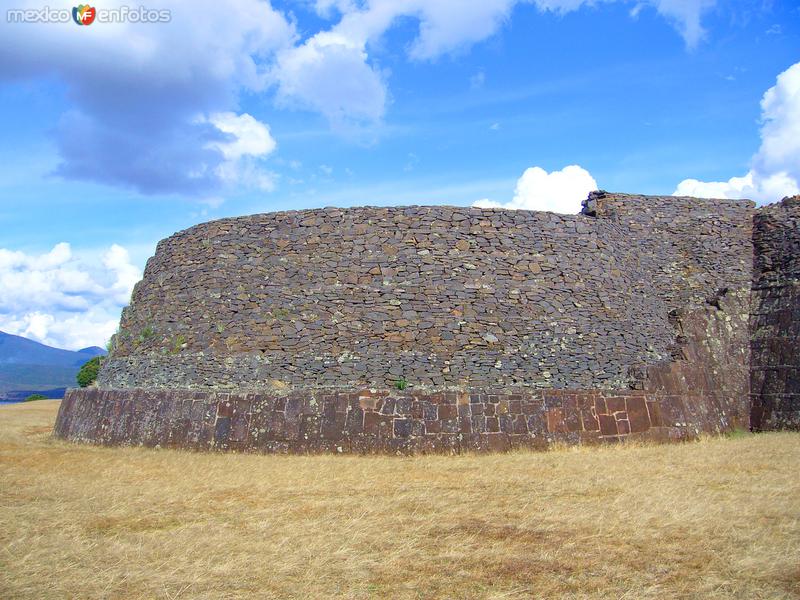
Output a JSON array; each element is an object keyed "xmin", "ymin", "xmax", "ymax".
[{"xmin": 54, "ymin": 192, "xmax": 800, "ymax": 453}]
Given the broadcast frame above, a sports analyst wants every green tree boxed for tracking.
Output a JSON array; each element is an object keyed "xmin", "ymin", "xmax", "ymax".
[
  {"xmin": 24, "ymin": 394, "xmax": 48, "ymax": 402},
  {"xmin": 76, "ymin": 356, "xmax": 103, "ymax": 388}
]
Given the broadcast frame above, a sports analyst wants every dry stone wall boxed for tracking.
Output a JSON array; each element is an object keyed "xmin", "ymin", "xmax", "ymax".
[
  {"xmin": 751, "ymin": 196, "xmax": 800, "ymax": 430},
  {"xmin": 586, "ymin": 192, "xmax": 754, "ymax": 431},
  {"xmin": 100, "ymin": 193, "xmax": 753, "ymax": 395},
  {"xmin": 103, "ymin": 204, "xmax": 664, "ymax": 391},
  {"xmin": 55, "ymin": 192, "xmax": 766, "ymax": 452}
]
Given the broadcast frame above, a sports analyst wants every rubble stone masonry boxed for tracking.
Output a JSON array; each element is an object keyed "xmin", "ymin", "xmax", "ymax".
[
  {"xmin": 54, "ymin": 192, "xmax": 799, "ymax": 452},
  {"xmin": 750, "ymin": 196, "xmax": 800, "ymax": 430}
]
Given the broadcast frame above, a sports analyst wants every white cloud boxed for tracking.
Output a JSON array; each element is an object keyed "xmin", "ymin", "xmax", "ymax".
[
  {"xmin": 632, "ymin": 0, "xmax": 717, "ymax": 49},
  {"xmin": 103, "ymin": 245, "xmax": 143, "ymax": 304},
  {"xmin": 537, "ymin": 1, "xmax": 716, "ymax": 50},
  {"xmin": 673, "ymin": 171, "xmax": 798, "ymax": 203},
  {"xmin": 201, "ymin": 112, "xmax": 278, "ymax": 191},
  {"xmin": 755, "ymin": 61, "xmax": 800, "ymax": 183},
  {"xmin": 404, "ymin": 0, "xmax": 518, "ymax": 60},
  {"xmin": 270, "ymin": 0, "xmax": 716, "ymax": 130},
  {"xmin": 0, "ymin": 243, "xmax": 142, "ymax": 350},
  {"xmin": 271, "ymin": 31, "xmax": 387, "ymax": 130},
  {"xmin": 315, "ymin": 0, "xmax": 359, "ymax": 18},
  {"xmin": 1, "ymin": 0, "xmax": 295, "ymax": 87},
  {"xmin": 206, "ymin": 113, "xmax": 277, "ymax": 161},
  {"xmin": 474, "ymin": 164, "xmax": 597, "ymax": 213},
  {"xmin": 0, "ymin": 0, "xmax": 295, "ymax": 195},
  {"xmin": 673, "ymin": 61, "xmax": 800, "ymax": 204},
  {"xmin": 0, "ymin": 0, "xmax": 720, "ymax": 185},
  {"xmin": 270, "ymin": 2, "xmax": 514, "ymax": 126},
  {"xmin": 673, "ymin": 173, "xmax": 754, "ymax": 199}
]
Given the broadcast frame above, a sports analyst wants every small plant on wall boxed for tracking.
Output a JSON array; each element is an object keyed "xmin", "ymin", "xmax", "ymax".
[
  {"xmin": 76, "ymin": 356, "xmax": 103, "ymax": 388},
  {"xmin": 170, "ymin": 334, "xmax": 187, "ymax": 354},
  {"xmin": 133, "ymin": 325, "xmax": 156, "ymax": 348}
]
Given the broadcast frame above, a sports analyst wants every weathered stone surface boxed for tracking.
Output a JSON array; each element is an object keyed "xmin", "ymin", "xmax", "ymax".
[
  {"xmin": 52, "ymin": 192, "xmax": 799, "ymax": 452},
  {"xmin": 97, "ymin": 193, "xmax": 754, "ymax": 394},
  {"xmin": 55, "ymin": 386, "xmax": 722, "ymax": 453},
  {"xmin": 751, "ymin": 195, "xmax": 800, "ymax": 431}
]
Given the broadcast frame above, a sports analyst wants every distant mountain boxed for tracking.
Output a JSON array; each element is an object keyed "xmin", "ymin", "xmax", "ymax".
[
  {"xmin": 77, "ymin": 346, "xmax": 107, "ymax": 357},
  {"xmin": 0, "ymin": 331, "xmax": 107, "ymax": 399}
]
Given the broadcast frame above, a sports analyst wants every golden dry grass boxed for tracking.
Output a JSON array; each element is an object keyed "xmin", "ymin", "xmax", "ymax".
[{"xmin": 1, "ymin": 400, "xmax": 799, "ymax": 599}]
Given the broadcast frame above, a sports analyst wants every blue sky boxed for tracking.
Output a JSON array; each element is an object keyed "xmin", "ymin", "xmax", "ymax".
[{"xmin": 0, "ymin": 0, "xmax": 798, "ymax": 349}]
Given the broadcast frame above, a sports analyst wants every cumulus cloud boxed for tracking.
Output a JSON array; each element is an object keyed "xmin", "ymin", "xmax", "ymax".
[
  {"xmin": 205, "ymin": 113, "xmax": 276, "ymax": 161},
  {"xmin": 474, "ymin": 165, "xmax": 598, "ymax": 213},
  {"xmin": 0, "ymin": 243, "xmax": 142, "ymax": 350},
  {"xmin": 673, "ymin": 61, "xmax": 800, "ymax": 204},
  {"xmin": 673, "ymin": 172, "xmax": 798, "ymax": 204},
  {"xmin": 271, "ymin": 31, "xmax": 387, "ymax": 129},
  {"xmin": 202, "ymin": 112, "xmax": 278, "ymax": 191},
  {"xmin": 103, "ymin": 245, "xmax": 143, "ymax": 304},
  {"xmin": 755, "ymin": 61, "xmax": 800, "ymax": 184},
  {"xmin": 270, "ymin": 0, "xmax": 717, "ymax": 130},
  {"xmin": 0, "ymin": 0, "xmax": 719, "ymax": 193},
  {"xmin": 0, "ymin": 0, "xmax": 294, "ymax": 195}
]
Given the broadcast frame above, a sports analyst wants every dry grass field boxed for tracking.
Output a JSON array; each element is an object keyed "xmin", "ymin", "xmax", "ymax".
[{"xmin": 1, "ymin": 400, "xmax": 799, "ymax": 599}]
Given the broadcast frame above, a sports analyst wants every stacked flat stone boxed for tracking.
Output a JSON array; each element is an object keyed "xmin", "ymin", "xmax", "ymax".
[
  {"xmin": 100, "ymin": 193, "xmax": 752, "ymax": 393},
  {"xmin": 751, "ymin": 195, "xmax": 800, "ymax": 430},
  {"xmin": 53, "ymin": 192, "xmax": 798, "ymax": 453}
]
